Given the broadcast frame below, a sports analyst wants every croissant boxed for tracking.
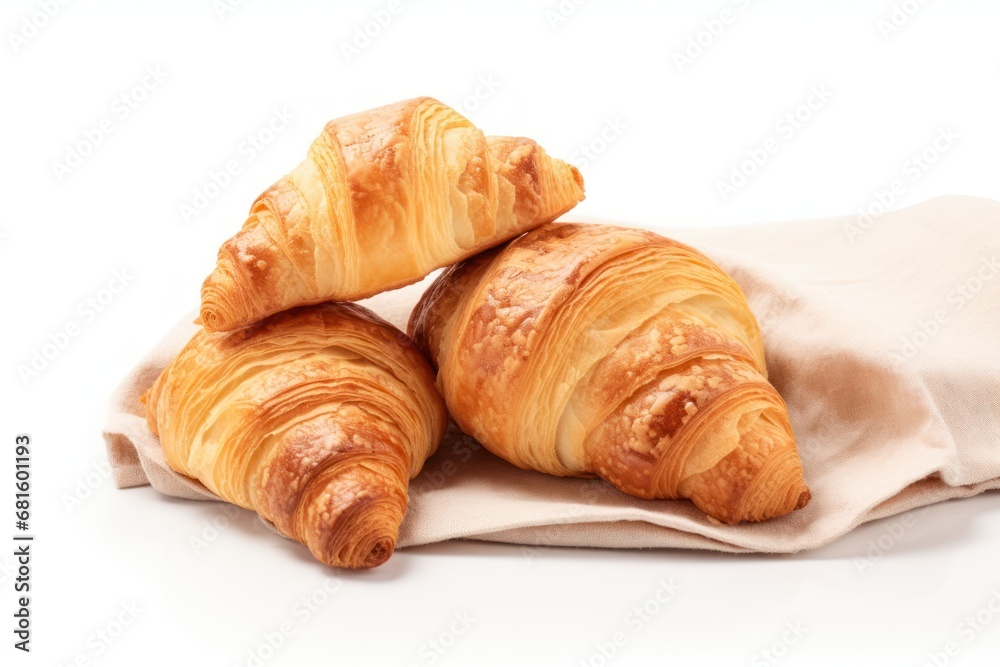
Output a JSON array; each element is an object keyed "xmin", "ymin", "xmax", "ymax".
[
  {"xmin": 409, "ymin": 223, "xmax": 810, "ymax": 523},
  {"xmin": 200, "ymin": 96, "xmax": 585, "ymax": 332},
  {"xmin": 144, "ymin": 303, "xmax": 446, "ymax": 568}
]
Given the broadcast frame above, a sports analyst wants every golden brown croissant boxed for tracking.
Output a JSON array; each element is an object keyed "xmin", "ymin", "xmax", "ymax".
[
  {"xmin": 144, "ymin": 303, "xmax": 446, "ymax": 568},
  {"xmin": 409, "ymin": 223, "xmax": 810, "ymax": 523},
  {"xmin": 200, "ymin": 96, "xmax": 585, "ymax": 332}
]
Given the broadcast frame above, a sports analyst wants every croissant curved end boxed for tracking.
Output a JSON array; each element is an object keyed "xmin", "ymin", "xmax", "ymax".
[
  {"xmin": 566, "ymin": 161, "xmax": 584, "ymax": 194},
  {"xmin": 200, "ymin": 262, "xmax": 241, "ymax": 332},
  {"xmin": 680, "ymin": 408, "xmax": 810, "ymax": 524},
  {"xmin": 298, "ymin": 462, "xmax": 408, "ymax": 570},
  {"xmin": 738, "ymin": 410, "xmax": 811, "ymax": 522},
  {"xmin": 308, "ymin": 499, "xmax": 403, "ymax": 570}
]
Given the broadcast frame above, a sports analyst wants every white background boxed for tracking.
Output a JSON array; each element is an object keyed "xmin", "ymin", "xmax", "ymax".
[{"xmin": 2, "ymin": 1, "xmax": 999, "ymax": 665}]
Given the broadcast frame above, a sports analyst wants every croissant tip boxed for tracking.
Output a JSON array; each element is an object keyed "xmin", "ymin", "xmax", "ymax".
[
  {"xmin": 361, "ymin": 537, "xmax": 395, "ymax": 569},
  {"xmin": 795, "ymin": 487, "xmax": 811, "ymax": 510},
  {"xmin": 318, "ymin": 527, "xmax": 399, "ymax": 570},
  {"xmin": 199, "ymin": 255, "xmax": 247, "ymax": 332},
  {"xmin": 568, "ymin": 162, "xmax": 585, "ymax": 192},
  {"xmin": 300, "ymin": 470, "xmax": 407, "ymax": 569},
  {"xmin": 200, "ymin": 277, "xmax": 239, "ymax": 332},
  {"xmin": 199, "ymin": 304, "xmax": 225, "ymax": 332},
  {"xmin": 740, "ymin": 483, "xmax": 811, "ymax": 523}
]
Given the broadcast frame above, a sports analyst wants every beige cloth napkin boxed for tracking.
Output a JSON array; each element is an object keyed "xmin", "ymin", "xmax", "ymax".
[{"xmin": 104, "ymin": 195, "xmax": 1000, "ymax": 554}]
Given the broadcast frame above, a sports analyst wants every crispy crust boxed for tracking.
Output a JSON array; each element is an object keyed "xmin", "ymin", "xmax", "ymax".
[
  {"xmin": 200, "ymin": 97, "xmax": 585, "ymax": 332},
  {"xmin": 145, "ymin": 302, "xmax": 446, "ymax": 568},
  {"xmin": 409, "ymin": 223, "xmax": 810, "ymax": 523}
]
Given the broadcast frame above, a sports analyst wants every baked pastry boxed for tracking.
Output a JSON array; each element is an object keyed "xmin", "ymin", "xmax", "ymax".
[
  {"xmin": 200, "ymin": 96, "xmax": 585, "ymax": 332},
  {"xmin": 409, "ymin": 223, "xmax": 810, "ymax": 523},
  {"xmin": 144, "ymin": 303, "xmax": 446, "ymax": 568}
]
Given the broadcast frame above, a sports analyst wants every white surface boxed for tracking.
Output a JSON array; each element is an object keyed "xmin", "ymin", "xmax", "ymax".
[{"xmin": 2, "ymin": 1, "xmax": 999, "ymax": 665}]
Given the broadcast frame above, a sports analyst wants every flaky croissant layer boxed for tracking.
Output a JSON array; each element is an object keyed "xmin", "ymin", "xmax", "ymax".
[
  {"xmin": 201, "ymin": 96, "xmax": 585, "ymax": 332},
  {"xmin": 144, "ymin": 303, "xmax": 446, "ymax": 568},
  {"xmin": 410, "ymin": 223, "xmax": 810, "ymax": 523}
]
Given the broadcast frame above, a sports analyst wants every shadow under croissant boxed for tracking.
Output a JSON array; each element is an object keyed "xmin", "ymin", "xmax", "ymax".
[
  {"xmin": 166, "ymin": 488, "xmax": 998, "ymax": 570},
  {"xmin": 255, "ymin": 407, "xmax": 810, "ymax": 569},
  {"xmin": 164, "ymin": 494, "xmax": 412, "ymax": 579}
]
